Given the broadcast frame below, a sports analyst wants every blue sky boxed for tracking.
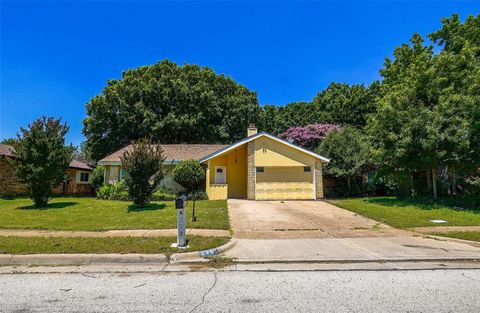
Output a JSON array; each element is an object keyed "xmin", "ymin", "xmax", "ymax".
[{"xmin": 1, "ymin": 1, "xmax": 479, "ymax": 146}]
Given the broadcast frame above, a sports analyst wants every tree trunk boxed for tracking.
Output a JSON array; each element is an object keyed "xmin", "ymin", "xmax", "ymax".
[
  {"xmin": 431, "ymin": 168, "xmax": 438, "ymax": 199},
  {"xmin": 451, "ymin": 167, "xmax": 457, "ymax": 195},
  {"xmin": 426, "ymin": 170, "xmax": 431, "ymax": 192},
  {"xmin": 410, "ymin": 173, "xmax": 415, "ymax": 197},
  {"xmin": 347, "ymin": 175, "xmax": 351, "ymax": 195},
  {"xmin": 192, "ymin": 200, "xmax": 197, "ymax": 222}
]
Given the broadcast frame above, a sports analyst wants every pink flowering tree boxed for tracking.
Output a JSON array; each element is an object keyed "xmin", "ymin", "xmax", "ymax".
[{"xmin": 278, "ymin": 124, "xmax": 340, "ymax": 150}]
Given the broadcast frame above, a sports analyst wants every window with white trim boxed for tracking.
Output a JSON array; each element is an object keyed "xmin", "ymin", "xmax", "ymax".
[{"xmin": 79, "ymin": 172, "xmax": 89, "ymax": 182}]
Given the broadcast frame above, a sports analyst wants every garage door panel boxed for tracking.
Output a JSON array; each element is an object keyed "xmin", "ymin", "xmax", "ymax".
[
  {"xmin": 255, "ymin": 166, "xmax": 314, "ymax": 200},
  {"xmin": 256, "ymin": 182, "xmax": 313, "ymax": 200}
]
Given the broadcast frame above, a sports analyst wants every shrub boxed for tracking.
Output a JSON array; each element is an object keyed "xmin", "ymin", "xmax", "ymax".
[
  {"xmin": 120, "ymin": 140, "xmax": 165, "ymax": 207},
  {"xmin": 97, "ymin": 183, "xmax": 177, "ymax": 201},
  {"xmin": 90, "ymin": 165, "xmax": 105, "ymax": 192},
  {"xmin": 152, "ymin": 191, "xmax": 177, "ymax": 201},
  {"xmin": 96, "ymin": 181, "xmax": 128, "ymax": 200},
  {"xmin": 187, "ymin": 190, "xmax": 208, "ymax": 201},
  {"xmin": 173, "ymin": 160, "xmax": 205, "ymax": 192}
]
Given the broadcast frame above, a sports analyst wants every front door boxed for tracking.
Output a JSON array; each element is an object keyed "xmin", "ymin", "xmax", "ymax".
[{"xmin": 214, "ymin": 166, "xmax": 227, "ymax": 184}]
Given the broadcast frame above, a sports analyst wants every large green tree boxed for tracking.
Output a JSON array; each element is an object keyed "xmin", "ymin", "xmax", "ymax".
[
  {"xmin": 317, "ymin": 126, "xmax": 370, "ymax": 195},
  {"xmin": 368, "ymin": 34, "xmax": 437, "ymax": 195},
  {"xmin": 368, "ymin": 14, "xmax": 480, "ymax": 198},
  {"xmin": 312, "ymin": 82, "xmax": 380, "ymax": 128},
  {"xmin": 83, "ymin": 60, "xmax": 260, "ymax": 160},
  {"xmin": 12, "ymin": 117, "xmax": 74, "ymax": 207},
  {"xmin": 259, "ymin": 102, "xmax": 322, "ymax": 135},
  {"xmin": 259, "ymin": 82, "xmax": 379, "ymax": 135}
]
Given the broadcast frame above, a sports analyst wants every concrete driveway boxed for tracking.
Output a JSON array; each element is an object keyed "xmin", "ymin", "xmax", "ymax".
[
  {"xmin": 226, "ymin": 200, "xmax": 480, "ymax": 263},
  {"xmin": 228, "ymin": 199, "xmax": 408, "ymax": 239}
]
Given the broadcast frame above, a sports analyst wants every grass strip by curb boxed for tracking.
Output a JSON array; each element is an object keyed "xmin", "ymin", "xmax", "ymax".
[
  {"xmin": 328, "ymin": 197, "xmax": 480, "ymax": 229},
  {"xmin": 429, "ymin": 231, "xmax": 480, "ymax": 242},
  {"xmin": 0, "ymin": 236, "xmax": 230, "ymax": 255}
]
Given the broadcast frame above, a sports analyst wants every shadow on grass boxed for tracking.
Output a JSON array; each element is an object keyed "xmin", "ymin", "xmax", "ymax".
[
  {"xmin": 128, "ymin": 203, "xmax": 167, "ymax": 212},
  {"xmin": 17, "ymin": 201, "xmax": 78, "ymax": 210},
  {"xmin": 365, "ymin": 196, "xmax": 480, "ymax": 212}
]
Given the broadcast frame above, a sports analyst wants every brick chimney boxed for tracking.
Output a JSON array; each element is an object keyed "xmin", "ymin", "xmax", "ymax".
[{"xmin": 247, "ymin": 124, "xmax": 257, "ymax": 137}]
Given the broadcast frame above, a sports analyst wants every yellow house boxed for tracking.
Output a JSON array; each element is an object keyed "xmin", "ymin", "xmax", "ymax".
[
  {"xmin": 98, "ymin": 125, "xmax": 330, "ymax": 200},
  {"xmin": 200, "ymin": 125, "xmax": 330, "ymax": 200}
]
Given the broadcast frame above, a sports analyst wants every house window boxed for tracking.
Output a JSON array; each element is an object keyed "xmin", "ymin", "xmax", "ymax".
[
  {"xmin": 79, "ymin": 172, "xmax": 89, "ymax": 182},
  {"xmin": 304, "ymin": 166, "xmax": 311, "ymax": 172},
  {"xmin": 120, "ymin": 169, "xmax": 127, "ymax": 180},
  {"xmin": 216, "ymin": 168, "xmax": 223, "ymax": 173},
  {"xmin": 256, "ymin": 167, "xmax": 264, "ymax": 173}
]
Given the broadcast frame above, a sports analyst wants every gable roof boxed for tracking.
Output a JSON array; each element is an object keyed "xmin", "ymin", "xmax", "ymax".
[
  {"xmin": 199, "ymin": 132, "xmax": 330, "ymax": 163},
  {"xmin": 0, "ymin": 144, "xmax": 93, "ymax": 171},
  {"xmin": 69, "ymin": 160, "xmax": 94, "ymax": 171},
  {"xmin": 99, "ymin": 144, "xmax": 228, "ymax": 165}
]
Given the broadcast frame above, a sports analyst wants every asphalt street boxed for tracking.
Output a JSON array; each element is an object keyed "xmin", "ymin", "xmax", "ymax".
[{"xmin": 1, "ymin": 269, "xmax": 480, "ymax": 312}]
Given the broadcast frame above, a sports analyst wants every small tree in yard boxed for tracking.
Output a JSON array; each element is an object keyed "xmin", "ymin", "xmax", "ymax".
[
  {"xmin": 120, "ymin": 140, "xmax": 165, "ymax": 207},
  {"xmin": 12, "ymin": 116, "xmax": 74, "ymax": 207},
  {"xmin": 317, "ymin": 126, "xmax": 370, "ymax": 195},
  {"xmin": 90, "ymin": 165, "xmax": 105, "ymax": 192},
  {"xmin": 173, "ymin": 160, "xmax": 206, "ymax": 221}
]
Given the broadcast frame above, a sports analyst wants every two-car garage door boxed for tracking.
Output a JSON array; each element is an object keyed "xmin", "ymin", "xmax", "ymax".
[{"xmin": 255, "ymin": 167, "xmax": 314, "ymax": 200}]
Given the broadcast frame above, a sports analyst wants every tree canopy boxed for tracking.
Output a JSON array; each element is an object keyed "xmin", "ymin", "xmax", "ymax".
[
  {"xmin": 12, "ymin": 116, "xmax": 74, "ymax": 207},
  {"xmin": 120, "ymin": 140, "xmax": 165, "ymax": 207},
  {"xmin": 173, "ymin": 160, "xmax": 205, "ymax": 193},
  {"xmin": 278, "ymin": 124, "xmax": 340, "ymax": 151},
  {"xmin": 368, "ymin": 14, "xmax": 480, "ymax": 197},
  {"xmin": 83, "ymin": 59, "xmax": 260, "ymax": 160}
]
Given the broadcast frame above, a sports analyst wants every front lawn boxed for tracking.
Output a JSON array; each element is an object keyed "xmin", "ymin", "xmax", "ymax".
[
  {"xmin": 0, "ymin": 197, "xmax": 229, "ymax": 231},
  {"xmin": 329, "ymin": 197, "xmax": 480, "ymax": 229},
  {"xmin": 0, "ymin": 235, "xmax": 230, "ymax": 254}
]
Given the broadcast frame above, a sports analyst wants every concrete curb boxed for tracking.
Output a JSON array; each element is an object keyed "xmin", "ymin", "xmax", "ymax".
[
  {"xmin": 170, "ymin": 238, "xmax": 237, "ymax": 264},
  {"xmin": 0, "ymin": 239, "xmax": 237, "ymax": 266},
  {"xmin": 230, "ymin": 257, "xmax": 480, "ymax": 264},
  {"xmin": 1, "ymin": 254, "xmax": 168, "ymax": 266}
]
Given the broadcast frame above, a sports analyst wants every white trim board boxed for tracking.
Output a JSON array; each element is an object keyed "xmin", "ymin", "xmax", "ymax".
[{"xmin": 199, "ymin": 132, "xmax": 330, "ymax": 164}]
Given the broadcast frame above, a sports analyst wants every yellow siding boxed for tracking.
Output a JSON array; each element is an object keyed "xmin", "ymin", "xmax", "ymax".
[
  {"xmin": 208, "ymin": 184, "xmax": 228, "ymax": 200},
  {"xmin": 226, "ymin": 145, "xmax": 247, "ymax": 198},
  {"xmin": 254, "ymin": 136, "xmax": 315, "ymax": 167},
  {"xmin": 205, "ymin": 145, "xmax": 247, "ymax": 199}
]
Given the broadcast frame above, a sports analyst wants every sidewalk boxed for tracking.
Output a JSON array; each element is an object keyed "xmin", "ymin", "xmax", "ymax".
[
  {"xmin": 223, "ymin": 236, "xmax": 480, "ymax": 263},
  {"xmin": 0, "ymin": 228, "xmax": 230, "ymax": 237}
]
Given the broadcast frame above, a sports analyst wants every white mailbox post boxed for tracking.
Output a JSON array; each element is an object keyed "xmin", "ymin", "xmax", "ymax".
[{"xmin": 171, "ymin": 195, "xmax": 187, "ymax": 248}]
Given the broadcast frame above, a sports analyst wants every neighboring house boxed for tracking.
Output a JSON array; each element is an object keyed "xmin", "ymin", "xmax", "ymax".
[
  {"xmin": 98, "ymin": 144, "xmax": 227, "ymax": 193},
  {"xmin": 99, "ymin": 125, "xmax": 330, "ymax": 200},
  {"xmin": 0, "ymin": 144, "xmax": 93, "ymax": 196}
]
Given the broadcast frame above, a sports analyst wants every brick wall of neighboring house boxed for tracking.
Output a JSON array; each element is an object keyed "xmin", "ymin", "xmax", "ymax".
[
  {"xmin": 0, "ymin": 158, "xmax": 92, "ymax": 196},
  {"xmin": 53, "ymin": 169, "xmax": 93, "ymax": 195},
  {"xmin": 315, "ymin": 160, "xmax": 324, "ymax": 199},
  {"xmin": 0, "ymin": 158, "xmax": 28, "ymax": 195},
  {"xmin": 105, "ymin": 165, "xmax": 120, "ymax": 184},
  {"xmin": 247, "ymin": 141, "xmax": 256, "ymax": 200},
  {"xmin": 103, "ymin": 164, "xmax": 185, "ymax": 193}
]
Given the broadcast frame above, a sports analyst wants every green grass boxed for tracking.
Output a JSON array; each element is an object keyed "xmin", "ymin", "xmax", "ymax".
[
  {"xmin": 430, "ymin": 232, "xmax": 480, "ymax": 242},
  {"xmin": 329, "ymin": 196, "xmax": 480, "ymax": 229},
  {"xmin": 0, "ymin": 235, "xmax": 230, "ymax": 254},
  {"xmin": 0, "ymin": 197, "xmax": 229, "ymax": 231}
]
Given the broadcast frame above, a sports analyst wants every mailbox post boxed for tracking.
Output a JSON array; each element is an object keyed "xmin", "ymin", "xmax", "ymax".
[{"xmin": 172, "ymin": 195, "xmax": 188, "ymax": 248}]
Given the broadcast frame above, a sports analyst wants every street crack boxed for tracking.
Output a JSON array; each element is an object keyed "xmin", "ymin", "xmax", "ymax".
[{"xmin": 188, "ymin": 272, "xmax": 218, "ymax": 313}]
